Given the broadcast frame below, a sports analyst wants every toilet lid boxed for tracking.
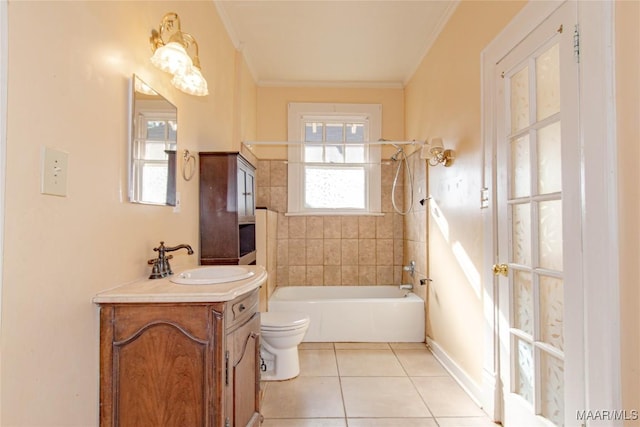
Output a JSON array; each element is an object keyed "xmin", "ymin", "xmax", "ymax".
[{"xmin": 261, "ymin": 311, "xmax": 309, "ymax": 329}]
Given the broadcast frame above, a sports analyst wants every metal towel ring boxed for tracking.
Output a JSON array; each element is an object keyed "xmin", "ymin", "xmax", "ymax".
[{"xmin": 182, "ymin": 149, "xmax": 196, "ymax": 181}]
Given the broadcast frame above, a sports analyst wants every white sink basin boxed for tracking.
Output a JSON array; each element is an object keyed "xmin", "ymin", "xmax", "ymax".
[{"xmin": 170, "ymin": 266, "xmax": 255, "ymax": 285}]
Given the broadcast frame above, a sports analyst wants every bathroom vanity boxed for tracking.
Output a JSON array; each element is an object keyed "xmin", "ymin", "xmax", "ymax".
[{"xmin": 93, "ymin": 267, "xmax": 266, "ymax": 427}]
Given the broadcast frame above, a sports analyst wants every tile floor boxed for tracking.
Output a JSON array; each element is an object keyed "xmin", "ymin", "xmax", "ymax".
[{"xmin": 260, "ymin": 342, "xmax": 499, "ymax": 427}]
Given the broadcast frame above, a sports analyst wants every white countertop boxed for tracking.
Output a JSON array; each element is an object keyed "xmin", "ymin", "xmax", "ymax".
[{"xmin": 92, "ymin": 265, "xmax": 267, "ymax": 304}]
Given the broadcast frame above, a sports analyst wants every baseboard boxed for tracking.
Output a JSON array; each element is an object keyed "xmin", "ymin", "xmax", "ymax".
[{"xmin": 426, "ymin": 338, "xmax": 486, "ymax": 410}]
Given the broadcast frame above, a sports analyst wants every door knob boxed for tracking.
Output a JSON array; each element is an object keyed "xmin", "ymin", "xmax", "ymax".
[{"xmin": 492, "ymin": 263, "xmax": 508, "ymax": 276}]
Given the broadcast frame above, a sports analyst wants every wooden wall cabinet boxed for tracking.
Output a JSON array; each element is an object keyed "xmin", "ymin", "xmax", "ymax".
[
  {"xmin": 200, "ymin": 152, "xmax": 256, "ymax": 265},
  {"xmin": 98, "ymin": 289, "xmax": 261, "ymax": 427}
]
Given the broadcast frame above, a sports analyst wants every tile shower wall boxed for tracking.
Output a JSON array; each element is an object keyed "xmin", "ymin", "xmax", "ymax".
[
  {"xmin": 402, "ymin": 151, "xmax": 428, "ymax": 302},
  {"xmin": 256, "ymin": 159, "xmax": 406, "ymax": 286}
]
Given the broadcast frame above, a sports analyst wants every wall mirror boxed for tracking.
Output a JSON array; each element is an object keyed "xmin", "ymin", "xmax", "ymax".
[{"xmin": 129, "ymin": 74, "xmax": 177, "ymax": 206}]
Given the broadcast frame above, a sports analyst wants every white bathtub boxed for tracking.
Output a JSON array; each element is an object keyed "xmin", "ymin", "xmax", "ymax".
[{"xmin": 267, "ymin": 286, "xmax": 425, "ymax": 342}]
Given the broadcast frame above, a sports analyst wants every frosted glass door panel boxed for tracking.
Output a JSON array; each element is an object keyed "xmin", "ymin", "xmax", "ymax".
[
  {"xmin": 539, "ymin": 200, "xmax": 563, "ymax": 271},
  {"xmin": 512, "ymin": 203, "xmax": 532, "ymax": 266},
  {"xmin": 536, "ymin": 44, "xmax": 561, "ymax": 121},
  {"xmin": 540, "ymin": 275, "xmax": 564, "ymax": 351},
  {"xmin": 515, "ymin": 338, "xmax": 534, "ymax": 404},
  {"xmin": 541, "ymin": 352, "xmax": 564, "ymax": 426},
  {"xmin": 538, "ymin": 122, "xmax": 562, "ymax": 194},
  {"xmin": 511, "ymin": 67, "xmax": 530, "ymax": 132},
  {"xmin": 514, "ymin": 271, "xmax": 534, "ymax": 335},
  {"xmin": 512, "ymin": 135, "xmax": 531, "ymax": 198}
]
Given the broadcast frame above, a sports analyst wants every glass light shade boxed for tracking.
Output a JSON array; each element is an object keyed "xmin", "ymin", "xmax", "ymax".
[
  {"xmin": 172, "ymin": 66, "xmax": 209, "ymax": 96},
  {"xmin": 150, "ymin": 42, "xmax": 193, "ymax": 75},
  {"xmin": 429, "ymin": 137, "xmax": 444, "ymax": 150}
]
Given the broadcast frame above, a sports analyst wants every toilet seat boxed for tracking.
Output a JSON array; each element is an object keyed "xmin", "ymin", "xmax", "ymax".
[{"xmin": 261, "ymin": 311, "xmax": 309, "ymax": 331}]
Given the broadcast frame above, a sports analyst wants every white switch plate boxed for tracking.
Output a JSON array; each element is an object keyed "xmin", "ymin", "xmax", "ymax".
[{"xmin": 41, "ymin": 147, "xmax": 68, "ymax": 197}]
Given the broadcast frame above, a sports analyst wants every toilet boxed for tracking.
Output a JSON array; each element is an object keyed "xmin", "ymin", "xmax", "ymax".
[{"xmin": 260, "ymin": 311, "xmax": 310, "ymax": 381}]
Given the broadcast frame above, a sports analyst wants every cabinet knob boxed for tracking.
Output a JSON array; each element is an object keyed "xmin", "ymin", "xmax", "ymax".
[{"xmin": 238, "ymin": 303, "xmax": 246, "ymax": 312}]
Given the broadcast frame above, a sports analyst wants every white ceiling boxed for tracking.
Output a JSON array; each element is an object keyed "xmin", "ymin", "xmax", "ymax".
[{"xmin": 214, "ymin": 1, "xmax": 459, "ymax": 87}]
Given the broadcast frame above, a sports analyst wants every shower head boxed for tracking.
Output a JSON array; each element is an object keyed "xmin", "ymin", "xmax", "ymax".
[{"xmin": 391, "ymin": 146, "xmax": 404, "ymax": 161}]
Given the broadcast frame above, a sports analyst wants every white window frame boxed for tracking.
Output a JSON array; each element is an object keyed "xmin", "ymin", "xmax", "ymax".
[{"xmin": 287, "ymin": 102, "xmax": 382, "ymax": 215}]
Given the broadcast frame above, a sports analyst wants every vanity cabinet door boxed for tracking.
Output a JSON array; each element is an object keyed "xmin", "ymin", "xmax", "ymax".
[
  {"xmin": 99, "ymin": 304, "xmax": 224, "ymax": 427},
  {"xmin": 226, "ymin": 312, "xmax": 261, "ymax": 427}
]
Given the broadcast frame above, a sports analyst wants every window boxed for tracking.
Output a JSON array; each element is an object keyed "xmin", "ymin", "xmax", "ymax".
[
  {"xmin": 287, "ymin": 103, "xmax": 381, "ymax": 215},
  {"xmin": 131, "ymin": 112, "xmax": 177, "ymax": 204}
]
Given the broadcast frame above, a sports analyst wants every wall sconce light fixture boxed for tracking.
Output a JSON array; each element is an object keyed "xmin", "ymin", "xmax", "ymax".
[
  {"xmin": 421, "ymin": 137, "xmax": 455, "ymax": 167},
  {"xmin": 150, "ymin": 13, "xmax": 209, "ymax": 96}
]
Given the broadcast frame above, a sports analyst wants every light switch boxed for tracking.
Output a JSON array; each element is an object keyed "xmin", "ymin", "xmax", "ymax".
[{"xmin": 41, "ymin": 147, "xmax": 68, "ymax": 197}]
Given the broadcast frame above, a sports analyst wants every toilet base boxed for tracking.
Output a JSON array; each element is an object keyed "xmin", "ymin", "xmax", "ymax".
[{"xmin": 260, "ymin": 346, "xmax": 301, "ymax": 381}]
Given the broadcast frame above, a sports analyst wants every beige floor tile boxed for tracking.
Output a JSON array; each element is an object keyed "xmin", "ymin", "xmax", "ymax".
[
  {"xmin": 341, "ymin": 377, "xmax": 432, "ymax": 418},
  {"xmin": 261, "ymin": 419, "xmax": 347, "ymax": 427},
  {"xmin": 394, "ymin": 349, "xmax": 449, "ymax": 376},
  {"xmin": 334, "ymin": 342, "xmax": 390, "ymax": 350},
  {"xmin": 389, "ymin": 342, "xmax": 429, "ymax": 350},
  {"xmin": 261, "ymin": 377, "xmax": 345, "ymax": 418},
  {"xmin": 299, "ymin": 349, "xmax": 338, "ymax": 376},
  {"xmin": 436, "ymin": 417, "xmax": 499, "ymax": 426},
  {"xmin": 348, "ymin": 418, "xmax": 438, "ymax": 426},
  {"xmin": 300, "ymin": 342, "xmax": 334, "ymax": 350},
  {"xmin": 336, "ymin": 349, "xmax": 405, "ymax": 376},
  {"xmin": 412, "ymin": 377, "xmax": 486, "ymax": 417}
]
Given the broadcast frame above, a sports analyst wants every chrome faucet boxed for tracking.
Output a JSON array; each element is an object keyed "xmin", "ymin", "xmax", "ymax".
[
  {"xmin": 399, "ymin": 283, "xmax": 413, "ymax": 290},
  {"xmin": 148, "ymin": 241, "xmax": 194, "ymax": 279},
  {"xmin": 403, "ymin": 260, "xmax": 416, "ymax": 277}
]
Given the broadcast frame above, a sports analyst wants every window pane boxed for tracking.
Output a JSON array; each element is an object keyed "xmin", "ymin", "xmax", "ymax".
[
  {"xmin": 325, "ymin": 123, "xmax": 344, "ymax": 142},
  {"xmin": 346, "ymin": 123, "xmax": 365, "ymax": 142},
  {"xmin": 345, "ymin": 145, "xmax": 366, "ymax": 163},
  {"xmin": 167, "ymin": 120, "xmax": 177, "ymax": 141},
  {"xmin": 304, "ymin": 166, "xmax": 365, "ymax": 209},
  {"xmin": 146, "ymin": 121, "xmax": 167, "ymax": 140},
  {"xmin": 305, "ymin": 123, "xmax": 324, "ymax": 142},
  {"xmin": 304, "ymin": 144, "xmax": 323, "ymax": 162},
  {"xmin": 537, "ymin": 121, "xmax": 562, "ymax": 195},
  {"xmin": 511, "ymin": 134, "xmax": 530, "ymax": 198},
  {"xmin": 144, "ymin": 141, "xmax": 169, "ymax": 161},
  {"xmin": 141, "ymin": 163, "xmax": 168, "ymax": 204},
  {"xmin": 325, "ymin": 144, "xmax": 344, "ymax": 163}
]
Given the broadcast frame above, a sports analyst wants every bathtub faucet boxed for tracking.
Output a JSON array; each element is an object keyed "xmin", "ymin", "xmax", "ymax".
[{"xmin": 399, "ymin": 283, "xmax": 413, "ymax": 290}]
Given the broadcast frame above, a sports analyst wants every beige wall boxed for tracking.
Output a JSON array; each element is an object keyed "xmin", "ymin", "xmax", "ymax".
[
  {"xmin": 616, "ymin": 0, "xmax": 640, "ymax": 423},
  {"xmin": 404, "ymin": 0, "xmax": 525, "ymax": 384},
  {"xmin": 2, "ymin": 1, "xmax": 255, "ymax": 424}
]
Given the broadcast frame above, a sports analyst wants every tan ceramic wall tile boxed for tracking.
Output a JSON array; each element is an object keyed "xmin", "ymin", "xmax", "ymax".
[
  {"xmin": 376, "ymin": 266, "xmax": 394, "ymax": 285},
  {"xmin": 323, "ymin": 239, "xmax": 341, "ymax": 265},
  {"xmin": 276, "ymin": 213, "xmax": 288, "ymax": 239},
  {"xmin": 306, "ymin": 239, "xmax": 324, "ymax": 265},
  {"xmin": 276, "ymin": 266, "xmax": 289, "ymax": 286},
  {"xmin": 358, "ymin": 266, "xmax": 377, "ymax": 285},
  {"xmin": 341, "ymin": 239, "xmax": 359, "ymax": 265},
  {"xmin": 271, "ymin": 187, "xmax": 287, "ymax": 212},
  {"xmin": 376, "ymin": 214, "xmax": 393, "ymax": 238},
  {"xmin": 256, "ymin": 187, "xmax": 270, "ymax": 208},
  {"xmin": 358, "ymin": 239, "xmax": 376, "ymax": 265},
  {"xmin": 341, "ymin": 216, "xmax": 359, "ymax": 238},
  {"xmin": 376, "ymin": 239, "xmax": 394, "ymax": 265},
  {"xmin": 306, "ymin": 266, "xmax": 324, "ymax": 285},
  {"xmin": 341, "ymin": 265, "xmax": 359, "ymax": 285},
  {"xmin": 288, "ymin": 239, "xmax": 306, "ymax": 266},
  {"xmin": 270, "ymin": 161, "xmax": 287, "ymax": 186},
  {"xmin": 289, "ymin": 216, "xmax": 306, "ymax": 238},
  {"xmin": 358, "ymin": 217, "xmax": 376, "ymax": 238},
  {"xmin": 306, "ymin": 216, "xmax": 324, "ymax": 238},
  {"xmin": 289, "ymin": 266, "xmax": 306, "ymax": 285},
  {"xmin": 394, "ymin": 238, "xmax": 404, "ymax": 265},
  {"xmin": 323, "ymin": 217, "xmax": 342, "ymax": 238},
  {"xmin": 324, "ymin": 266, "xmax": 341, "ymax": 285},
  {"xmin": 277, "ymin": 239, "xmax": 289, "ymax": 265},
  {"xmin": 393, "ymin": 213, "xmax": 404, "ymax": 239},
  {"xmin": 256, "ymin": 160, "xmax": 271, "ymax": 186}
]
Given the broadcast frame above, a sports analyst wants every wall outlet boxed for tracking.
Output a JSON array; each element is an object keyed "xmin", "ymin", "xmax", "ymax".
[{"xmin": 41, "ymin": 147, "xmax": 68, "ymax": 197}]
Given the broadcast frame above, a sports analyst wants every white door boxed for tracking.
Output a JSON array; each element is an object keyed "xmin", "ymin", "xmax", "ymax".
[{"xmin": 494, "ymin": 2, "xmax": 582, "ymax": 426}]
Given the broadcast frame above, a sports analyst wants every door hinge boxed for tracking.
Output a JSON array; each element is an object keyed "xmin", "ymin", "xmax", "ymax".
[
  {"xmin": 573, "ymin": 24, "xmax": 580, "ymax": 63},
  {"xmin": 225, "ymin": 350, "xmax": 230, "ymax": 386}
]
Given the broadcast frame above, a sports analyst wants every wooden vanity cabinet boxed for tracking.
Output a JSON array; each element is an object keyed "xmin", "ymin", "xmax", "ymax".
[
  {"xmin": 199, "ymin": 152, "xmax": 256, "ymax": 266},
  {"xmin": 98, "ymin": 289, "xmax": 261, "ymax": 427}
]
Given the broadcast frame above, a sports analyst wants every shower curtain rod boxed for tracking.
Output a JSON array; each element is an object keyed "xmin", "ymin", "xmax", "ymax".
[{"xmin": 242, "ymin": 140, "xmax": 423, "ymax": 146}]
